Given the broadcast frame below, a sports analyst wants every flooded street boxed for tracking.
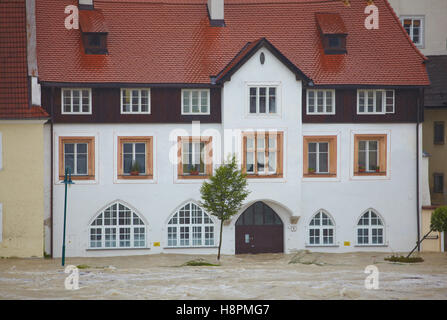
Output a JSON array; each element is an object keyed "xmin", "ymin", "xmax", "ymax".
[{"xmin": 0, "ymin": 252, "xmax": 446, "ymax": 300}]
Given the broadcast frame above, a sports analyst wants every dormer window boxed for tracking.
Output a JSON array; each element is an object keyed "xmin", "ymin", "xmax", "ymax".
[
  {"xmin": 79, "ymin": 9, "xmax": 109, "ymax": 55},
  {"xmin": 316, "ymin": 13, "xmax": 348, "ymax": 55}
]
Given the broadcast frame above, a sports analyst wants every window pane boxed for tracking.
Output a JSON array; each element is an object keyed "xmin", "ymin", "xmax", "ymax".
[
  {"xmin": 326, "ymin": 91, "xmax": 333, "ymax": 113},
  {"xmin": 119, "ymin": 227, "xmax": 131, "ymax": 247},
  {"xmin": 250, "ymin": 88, "xmax": 257, "ymax": 113},
  {"xmin": 72, "ymin": 90, "xmax": 80, "ymax": 112},
  {"xmin": 192, "ymin": 91, "xmax": 199, "ymax": 113},
  {"xmin": 259, "ymin": 88, "xmax": 266, "ymax": 113},
  {"xmin": 367, "ymin": 91, "xmax": 374, "ymax": 112},
  {"xmin": 308, "ymin": 91, "xmax": 315, "ymax": 113},
  {"xmin": 246, "ymin": 152, "xmax": 254, "ymax": 173},
  {"xmin": 308, "ymin": 152, "xmax": 317, "ymax": 172},
  {"xmin": 319, "ymin": 152, "xmax": 328, "ymax": 173},
  {"xmin": 317, "ymin": 91, "xmax": 324, "ymax": 113},
  {"xmin": 359, "ymin": 91, "xmax": 365, "ymax": 113},
  {"xmin": 257, "ymin": 152, "xmax": 265, "ymax": 172},
  {"xmin": 183, "ymin": 91, "xmax": 190, "ymax": 113},
  {"xmin": 76, "ymin": 154, "xmax": 87, "ymax": 175},
  {"xmin": 376, "ymin": 91, "xmax": 383, "ymax": 113},
  {"xmin": 268, "ymin": 151, "xmax": 276, "ymax": 173},
  {"xmin": 123, "ymin": 154, "xmax": 133, "ymax": 174},
  {"xmin": 64, "ymin": 154, "xmax": 74, "ymax": 174},
  {"xmin": 200, "ymin": 91, "xmax": 208, "ymax": 113},
  {"xmin": 269, "ymin": 88, "xmax": 276, "ymax": 113}
]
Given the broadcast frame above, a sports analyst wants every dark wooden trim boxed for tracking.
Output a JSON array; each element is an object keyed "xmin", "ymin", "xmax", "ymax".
[{"xmin": 40, "ymin": 82, "xmax": 220, "ymax": 88}]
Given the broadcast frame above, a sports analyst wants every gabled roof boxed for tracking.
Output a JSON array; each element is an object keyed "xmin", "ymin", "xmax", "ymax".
[
  {"xmin": 0, "ymin": 0, "xmax": 49, "ymax": 119},
  {"xmin": 215, "ymin": 38, "xmax": 310, "ymax": 84},
  {"xmin": 35, "ymin": 0, "xmax": 429, "ymax": 86}
]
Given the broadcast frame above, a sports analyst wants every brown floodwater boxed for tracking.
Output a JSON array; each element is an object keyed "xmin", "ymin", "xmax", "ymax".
[{"xmin": 0, "ymin": 251, "xmax": 446, "ymax": 300}]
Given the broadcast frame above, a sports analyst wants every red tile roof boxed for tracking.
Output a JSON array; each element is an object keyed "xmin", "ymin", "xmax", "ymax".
[
  {"xmin": 316, "ymin": 12, "xmax": 348, "ymax": 35},
  {"xmin": 79, "ymin": 8, "xmax": 109, "ymax": 33},
  {"xmin": 35, "ymin": 0, "xmax": 430, "ymax": 86},
  {"xmin": 0, "ymin": 0, "xmax": 49, "ymax": 119}
]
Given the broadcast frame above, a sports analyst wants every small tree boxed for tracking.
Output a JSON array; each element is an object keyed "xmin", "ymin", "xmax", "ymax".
[
  {"xmin": 200, "ymin": 156, "xmax": 250, "ymax": 260},
  {"xmin": 407, "ymin": 206, "xmax": 447, "ymax": 258}
]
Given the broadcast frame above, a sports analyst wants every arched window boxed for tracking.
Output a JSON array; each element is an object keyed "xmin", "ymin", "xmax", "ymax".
[
  {"xmin": 167, "ymin": 202, "xmax": 215, "ymax": 247},
  {"xmin": 308, "ymin": 210, "xmax": 335, "ymax": 245},
  {"xmin": 357, "ymin": 209, "xmax": 384, "ymax": 245},
  {"xmin": 89, "ymin": 202, "xmax": 146, "ymax": 249}
]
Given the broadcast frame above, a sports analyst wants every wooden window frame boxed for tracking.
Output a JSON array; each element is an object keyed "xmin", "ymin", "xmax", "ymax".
[
  {"xmin": 306, "ymin": 89, "xmax": 336, "ymax": 115},
  {"xmin": 434, "ymin": 121, "xmax": 445, "ymax": 145},
  {"xmin": 177, "ymin": 136, "xmax": 213, "ymax": 179},
  {"xmin": 117, "ymin": 136, "xmax": 153, "ymax": 180},
  {"xmin": 242, "ymin": 131, "xmax": 283, "ymax": 178},
  {"xmin": 181, "ymin": 89, "xmax": 210, "ymax": 115},
  {"xmin": 353, "ymin": 134, "xmax": 387, "ymax": 176},
  {"xmin": 357, "ymin": 90, "xmax": 395, "ymax": 114},
  {"xmin": 120, "ymin": 88, "xmax": 151, "ymax": 114},
  {"xmin": 303, "ymin": 136, "xmax": 337, "ymax": 178},
  {"xmin": 61, "ymin": 88, "xmax": 92, "ymax": 114},
  {"xmin": 59, "ymin": 136, "xmax": 95, "ymax": 181}
]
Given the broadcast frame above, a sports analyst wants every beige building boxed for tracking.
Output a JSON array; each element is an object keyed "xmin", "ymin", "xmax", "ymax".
[
  {"xmin": 389, "ymin": 0, "xmax": 447, "ymax": 251},
  {"xmin": 0, "ymin": 0, "xmax": 49, "ymax": 257}
]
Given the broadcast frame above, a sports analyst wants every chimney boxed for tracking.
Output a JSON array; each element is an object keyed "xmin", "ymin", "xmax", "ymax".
[
  {"xmin": 78, "ymin": 0, "xmax": 94, "ymax": 10},
  {"xmin": 207, "ymin": 0, "xmax": 225, "ymax": 26}
]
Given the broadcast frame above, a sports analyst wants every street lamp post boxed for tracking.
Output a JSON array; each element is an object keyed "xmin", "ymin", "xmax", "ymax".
[{"xmin": 62, "ymin": 167, "xmax": 74, "ymax": 267}]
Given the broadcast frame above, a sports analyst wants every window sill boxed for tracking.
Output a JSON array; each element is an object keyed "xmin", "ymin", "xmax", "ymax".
[
  {"xmin": 305, "ymin": 244, "xmax": 339, "ymax": 248},
  {"xmin": 59, "ymin": 175, "xmax": 95, "ymax": 181},
  {"xmin": 354, "ymin": 244, "xmax": 388, "ymax": 247},
  {"xmin": 118, "ymin": 174, "xmax": 153, "ymax": 180},
  {"xmin": 303, "ymin": 173, "xmax": 337, "ymax": 178},
  {"xmin": 246, "ymin": 174, "xmax": 283, "ymax": 179},
  {"xmin": 87, "ymin": 247, "xmax": 150, "ymax": 251},
  {"xmin": 354, "ymin": 171, "xmax": 386, "ymax": 176},
  {"xmin": 177, "ymin": 175, "xmax": 210, "ymax": 180},
  {"xmin": 164, "ymin": 246, "xmax": 218, "ymax": 249}
]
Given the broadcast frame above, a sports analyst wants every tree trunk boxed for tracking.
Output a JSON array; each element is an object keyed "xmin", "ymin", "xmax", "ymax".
[
  {"xmin": 217, "ymin": 219, "xmax": 224, "ymax": 261},
  {"xmin": 406, "ymin": 228, "xmax": 434, "ymax": 258}
]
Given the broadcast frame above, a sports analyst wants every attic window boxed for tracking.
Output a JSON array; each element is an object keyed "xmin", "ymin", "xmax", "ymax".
[
  {"xmin": 315, "ymin": 13, "xmax": 348, "ymax": 55},
  {"xmin": 83, "ymin": 33, "xmax": 108, "ymax": 54}
]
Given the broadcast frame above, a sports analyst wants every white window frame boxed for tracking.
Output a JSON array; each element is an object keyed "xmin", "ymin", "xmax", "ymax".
[
  {"xmin": 307, "ymin": 210, "xmax": 336, "ymax": 246},
  {"xmin": 306, "ymin": 89, "xmax": 336, "ymax": 115},
  {"xmin": 356, "ymin": 209, "xmax": 385, "ymax": 246},
  {"xmin": 400, "ymin": 15, "xmax": 425, "ymax": 48},
  {"xmin": 357, "ymin": 89, "xmax": 395, "ymax": 114},
  {"xmin": 61, "ymin": 88, "xmax": 92, "ymax": 114},
  {"xmin": 181, "ymin": 89, "xmax": 210, "ymax": 115},
  {"xmin": 248, "ymin": 85, "xmax": 279, "ymax": 115},
  {"xmin": 359, "ymin": 140, "xmax": 379, "ymax": 172},
  {"xmin": 88, "ymin": 202, "xmax": 147, "ymax": 249},
  {"xmin": 120, "ymin": 88, "xmax": 151, "ymax": 114},
  {"xmin": 167, "ymin": 202, "xmax": 216, "ymax": 248},
  {"xmin": 308, "ymin": 141, "xmax": 329, "ymax": 174},
  {"xmin": 63, "ymin": 142, "xmax": 89, "ymax": 176}
]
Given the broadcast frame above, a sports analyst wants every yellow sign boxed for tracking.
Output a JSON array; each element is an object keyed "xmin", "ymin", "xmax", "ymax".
[
  {"xmin": 344, "ymin": 241, "xmax": 350, "ymax": 246},
  {"xmin": 153, "ymin": 242, "xmax": 160, "ymax": 247}
]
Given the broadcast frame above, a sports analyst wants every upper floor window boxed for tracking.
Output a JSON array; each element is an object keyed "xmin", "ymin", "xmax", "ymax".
[
  {"xmin": 434, "ymin": 121, "xmax": 445, "ymax": 145},
  {"xmin": 354, "ymin": 134, "xmax": 387, "ymax": 176},
  {"xmin": 59, "ymin": 136, "xmax": 95, "ymax": 181},
  {"xmin": 303, "ymin": 135, "xmax": 337, "ymax": 177},
  {"xmin": 177, "ymin": 136, "xmax": 213, "ymax": 179},
  {"xmin": 400, "ymin": 16, "xmax": 424, "ymax": 48},
  {"xmin": 182, "ymin": 89, "xmax": 210, "ymax": 115},
  {"xmin": 117, "ymin": 136, "xmax": 153, "ymax": 180},
  {"xmin": 242, "ymin": 131, "xmax": 283, "ymax": 178},
  {"xmin": 121, "ymin": 89, "xmax": 150, "ymax": 114},
  {"xmin": 249, "ymin": 86, "xmax": 277, "ymax": 115},
  {"xmin": 307, "ymin": 89, "xmax": 335, "ymax": 114},
  {"xmin": 357, "ymin": 90, "xmax": 394, "ymax": 114},
  {"xmin": 62, "ymin": 89, "xmax": 91, "ymax": 114}
]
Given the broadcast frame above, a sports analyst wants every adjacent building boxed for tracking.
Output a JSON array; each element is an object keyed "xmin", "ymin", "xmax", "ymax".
[
  {"xmin": 34, "ymin": 0, "xmax": 430, "ymax": 257},
  {"xmin": 0, "ymin": 0, "xmax": 49, "ymax": 257},
  {"xmin": 389, "ymin": 0, "xmax": 447, "ymax": 252}
]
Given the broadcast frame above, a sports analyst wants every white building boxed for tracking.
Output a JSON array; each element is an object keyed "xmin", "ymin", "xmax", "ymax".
[{"xmin": 35, "ymin": 0, "xmax": 430, "ymax": 257}]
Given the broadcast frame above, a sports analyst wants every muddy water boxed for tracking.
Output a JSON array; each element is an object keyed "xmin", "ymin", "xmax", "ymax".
[{"xmin": 0, "ymin": 252, "xmax": 446, "ymax": 300}]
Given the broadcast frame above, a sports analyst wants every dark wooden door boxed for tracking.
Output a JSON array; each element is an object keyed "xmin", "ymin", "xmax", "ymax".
[{"xmin": 235, "ymin": 202, "xmax": 284, "ymax": 254}]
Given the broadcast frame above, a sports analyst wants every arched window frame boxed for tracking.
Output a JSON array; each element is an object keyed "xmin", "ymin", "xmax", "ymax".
[
  {"xmin": 307, "ymin": 210, "xmax": 336, "ymax": 246},
  {"xmin": 166, "ymin": 201, "xmax": 216, "ymax": 248},
  {"xmin": 356, "ymin": 209, "xmax": 385, "ymax": 246},
  {"xmin": 89, "ymin": 201, "xmax": 147, "ymax": 249}
]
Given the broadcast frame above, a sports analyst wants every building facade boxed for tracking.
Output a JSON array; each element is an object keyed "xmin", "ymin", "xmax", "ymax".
[
  {"xmin": 35, "ymin": 0, "xmax": 429, "ymax": 257},
  {"xmin": 389, "ymin": 0, "xmax": 447, "ymax": 251},
  {"xmin": 0, "ymin": 0, "xmax": 49, "ymax": 257}
]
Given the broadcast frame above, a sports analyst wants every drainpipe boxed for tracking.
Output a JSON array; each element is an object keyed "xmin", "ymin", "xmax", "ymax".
[
  {"xmin": 50, "ymin": 86, "xmax": 54, "ymax": 257},
  {"xmin": 416, "ymin": 88, "xmax": 422, "ymax": 251}
]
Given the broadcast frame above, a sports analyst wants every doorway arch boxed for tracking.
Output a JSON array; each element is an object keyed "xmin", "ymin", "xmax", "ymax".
[{"xmin": 235, "ymin": 201, "xmax": 284, "ymax": 254}]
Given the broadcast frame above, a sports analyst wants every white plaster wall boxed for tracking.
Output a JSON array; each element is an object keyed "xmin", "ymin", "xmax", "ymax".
[
  {"xmin": 219, "ymin": 48, "xmax": 303, "ymax": 254},
  {"xmin": 388, "ymin": 0, "xmax": 447, "ymax": 56}
]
